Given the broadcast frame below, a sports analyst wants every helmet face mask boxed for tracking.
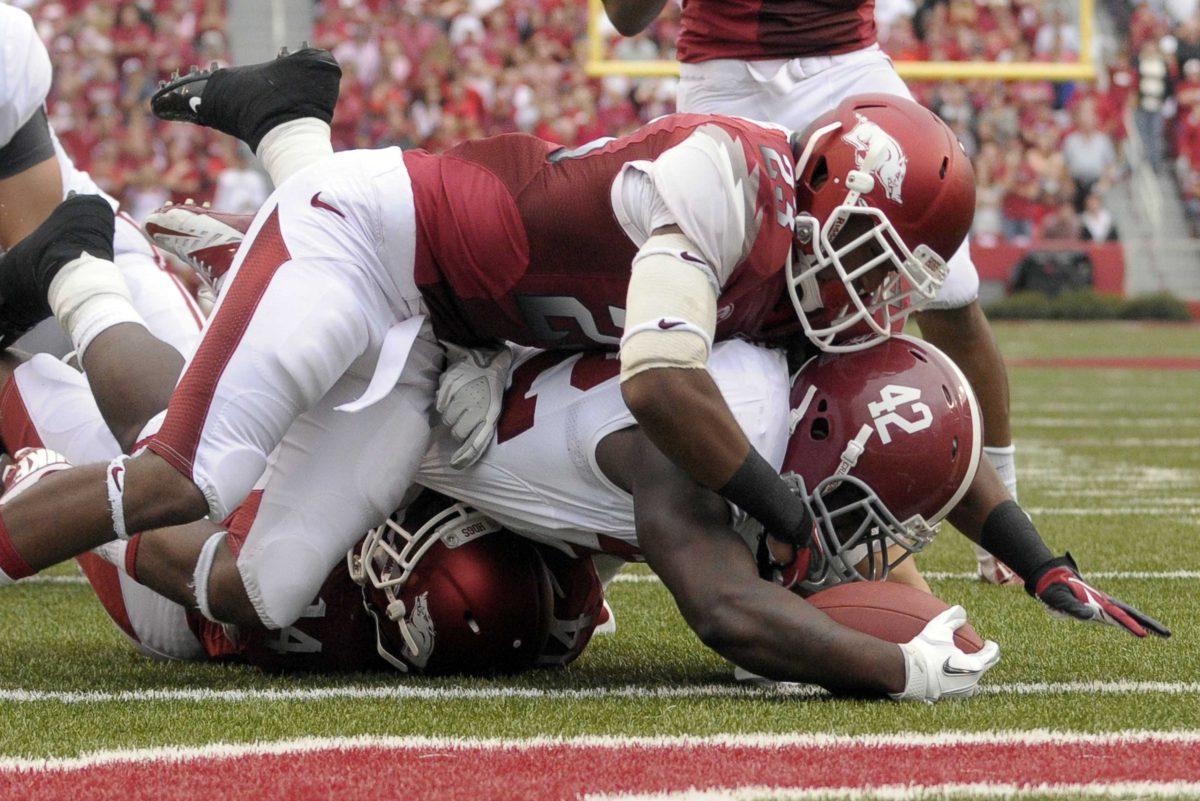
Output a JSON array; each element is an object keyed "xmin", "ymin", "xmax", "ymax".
[{"xmin": 798, "ymin": 473, "xmax": 938, "ymax": 593}]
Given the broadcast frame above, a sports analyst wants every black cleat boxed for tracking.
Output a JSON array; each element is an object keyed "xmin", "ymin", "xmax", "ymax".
[
  {"xmin": 150, "ymin": 45, "xmax": 341, "ymax": 152},
  {"xmin": 0, "ymin": 194, "xmax": 115, "ymax": 346}
]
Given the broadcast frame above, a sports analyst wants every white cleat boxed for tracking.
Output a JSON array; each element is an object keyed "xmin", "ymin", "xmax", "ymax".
[
  {"xmin": 1, "ymin": 448, "xmax": 71, "ymax": 502},
  {"xmin": 143, "ymin": 202, "xmax": 252, "ymax": 286}
]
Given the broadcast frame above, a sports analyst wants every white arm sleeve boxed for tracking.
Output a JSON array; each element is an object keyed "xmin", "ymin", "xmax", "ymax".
[
  {"xmin": 610, "ymin": 124, "xmax": 760, "ymax": 288},
  {"xmin": 619, "ymin": 231, "xmax": 718, "ymax": 382},
  {"xmin": 0, "ymin": 6, "xmax": 53, "ymax": 147}
]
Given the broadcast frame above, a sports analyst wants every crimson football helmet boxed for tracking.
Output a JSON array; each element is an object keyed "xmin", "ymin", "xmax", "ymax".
[
  {"xmin": 789, "ymin": 94, "xmax": 976, "ymax": 352},
  {"xmin": 780, "ymin": 335, "xmax": 981, "ymax": 591},
  {"xmin": 350, "ymin": 490, "xmax": 602, "ymax": 675}
]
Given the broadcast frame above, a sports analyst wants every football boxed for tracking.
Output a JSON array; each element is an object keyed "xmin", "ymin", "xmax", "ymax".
[{"xmin": 807, "ymin": 581, "xmax": 985, "ymax": 653}]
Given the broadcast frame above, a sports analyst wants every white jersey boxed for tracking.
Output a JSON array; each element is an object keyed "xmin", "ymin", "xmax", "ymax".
[
  {"xmin": 418, "ymin": 340, "xmax": 791, "ymax": 559},
  {"xmin": 0, "ymin": 4, "xmax": 50, "ymax": 148}
]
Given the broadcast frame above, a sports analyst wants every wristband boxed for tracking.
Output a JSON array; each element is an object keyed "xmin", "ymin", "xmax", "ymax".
[
  {"xmin": 978, "ymin": 500, "xmax": 1053, "ymax": 583},
  {"xmin": 719, "ymin": 449, "xmax": 812, "ymax": 546}
]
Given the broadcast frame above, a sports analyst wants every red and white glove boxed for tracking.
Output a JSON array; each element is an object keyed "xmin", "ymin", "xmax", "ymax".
[
  {"xmin": 1028, "ymin": 552, "xmax": 1170, "ymax": 638},
  {"xmin": 890, "ymin": 606, "xmax": 1001, "ymax": 703}
]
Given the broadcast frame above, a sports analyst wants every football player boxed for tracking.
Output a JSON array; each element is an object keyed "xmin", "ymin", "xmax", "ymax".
[
  {"xmin": 0, "ymin": 46, "xmax": 976, "ymax": 635},
  {"xmin": 0, "ymin": 385, "xmax": 599, "ymax": 675},
  {"xmin": 0, "ymin": 4, "xmax": 203, "ymax": 360},
  {"xmin": 601, "ymin": 0, "xmax": 1022, "ymax": 584}
]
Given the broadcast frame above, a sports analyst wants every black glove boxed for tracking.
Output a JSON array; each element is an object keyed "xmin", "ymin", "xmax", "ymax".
[{"xmin": 1026, "ymin": 552, "xmax": 1170, "ymax": 638}]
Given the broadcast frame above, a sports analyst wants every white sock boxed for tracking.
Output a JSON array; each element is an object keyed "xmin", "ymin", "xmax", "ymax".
[
  {"xmin": 47, "ymin": 252, "xmax": 143, "ymax": 359},
  {"xmin": 984, "ymin": 444, "xmax": 1018, "ymax": 502},
  {"xmin": 256, "ymin": 118, "xmax": 334, "ymax": 186}
]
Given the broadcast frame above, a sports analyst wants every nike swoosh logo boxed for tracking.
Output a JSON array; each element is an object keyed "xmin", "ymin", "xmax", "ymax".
[
  {"xmin": 680, "ymin": 251, "xmax": 706, "ymax": 265},
  {"xmin": 941, "ymin": 657, "xmax": 977, "ymax": 676},
  {"xmin": 311, "ymin": 192, "xmax": 346, "ymax": 219},
  {"xmin": 189, "ymin": 96, "xmax": 202, "ymax": 114},
  {"xmin": 143, "ymin": 222, "xmax": 192, "ymax": 239},
  {"xmin": 109, "ymin": 465, "xmax": 124, "ymax": 492},
  {"xmin": 657, "ymin": 319, "xmax": 685, "ymax": 330}
]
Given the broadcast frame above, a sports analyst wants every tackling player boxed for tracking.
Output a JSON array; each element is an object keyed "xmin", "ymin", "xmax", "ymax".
[{"xmin": 601, "ymin": 0, "xmax": 1024, "ymax": 584}]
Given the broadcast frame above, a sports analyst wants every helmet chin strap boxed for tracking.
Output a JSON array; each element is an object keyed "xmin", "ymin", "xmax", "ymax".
[{"xmin": 834, "ymin": 424, "xmax": 875, "ymax": 478}]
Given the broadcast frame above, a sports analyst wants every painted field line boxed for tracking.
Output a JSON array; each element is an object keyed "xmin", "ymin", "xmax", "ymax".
[
  {"xmin": 4, "ymin": 730, "xmax": 1200, "ymax": 773},
  {"xmin": 2, "ymin": 680, "xmax": 1198, "ymax": 706},
  {"xmin": 587, "ymin": 782, "xmax": 1200, "ymax": 800}
]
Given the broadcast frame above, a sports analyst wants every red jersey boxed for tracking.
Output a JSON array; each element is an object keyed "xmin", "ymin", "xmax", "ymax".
[
  {"xmin": 404, "ymin": 114, "xmax": 798, "ymax": 349},
  {"xmin": 677, "ymin": 0, "xmax": 876, "ymax": 63}
]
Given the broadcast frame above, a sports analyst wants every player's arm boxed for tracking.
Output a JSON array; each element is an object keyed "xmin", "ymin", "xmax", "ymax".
[
  {"xmin": 619, "ymin": 224, "xmax": 813, "ymax": 546},
  {"xmin": 620, "ymin": 427, "xmax": 997, "ymax": 699},
  {"xmin": 601, "ymin": 0, "xmax": 669, "ymax": 36},
  {"xmin": 621, "ymin": 426, "xmax": 903, "ymax": 693},
  {"xmin": 949, "ymin": 459, "xmax": 1170, "ymax": 638},
  {"xmin": 0, "ymin": 109, "xmax": 64, "ymax": 249}
]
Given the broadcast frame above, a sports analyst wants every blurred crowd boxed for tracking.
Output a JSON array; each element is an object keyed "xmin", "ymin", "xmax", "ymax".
[{"xmin": 17, "ymin": 0, "xmax": 1200, "ymax": 238}]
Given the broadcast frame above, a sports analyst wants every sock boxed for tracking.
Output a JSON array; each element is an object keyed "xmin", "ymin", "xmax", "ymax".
[
  {"xmin": 0, "ymin": 511, "xmax": 34, "ymax": 585},
  {"xmin": 975, "ymin": 444, "xmax": 1019, "ymax": 569},
  {"xmin": 256, "ymin": 118, "xmax": 334, "ymax": 186},
  {"xmin": 984, "ymin": 444, "xmax": 1018, "ymax": 502},
  {"xmin": 47, "ymin": 252, "xmax": 143, "ymax": 359}
]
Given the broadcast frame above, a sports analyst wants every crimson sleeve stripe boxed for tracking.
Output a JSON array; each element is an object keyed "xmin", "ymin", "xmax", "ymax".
[{"xmin": 147, "ymin": 208, "xmax": 291, "ymax": 480}]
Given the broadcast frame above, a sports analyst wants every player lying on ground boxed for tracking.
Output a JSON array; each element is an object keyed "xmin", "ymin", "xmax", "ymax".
[
  {"xmin": 0, "ymin": 49, "xmax": 1166, "ymax": 656},
  {"xmin": 0, "ymin": 358, "xmax": 603, "ymax": 674},
  {"xmin": 601, "ymin": 0, "xmax": 1024, "ymax": 584}
]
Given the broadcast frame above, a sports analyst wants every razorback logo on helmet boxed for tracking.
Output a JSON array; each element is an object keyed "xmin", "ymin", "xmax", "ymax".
[
  {"xmin": 403, "ymin": 591, "xmax": 436, "ymax": 670},
  {"xmin": 841, "ymin": 112, "xmax": 908, "ymax": 204}
]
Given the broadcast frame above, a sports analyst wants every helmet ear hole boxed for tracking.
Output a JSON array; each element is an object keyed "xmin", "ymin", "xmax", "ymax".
[
  {"xmin": 810, "ymin": 417, "xmax": 830, "ymax": 440},
  {"xmin": 817, "ymin": 398, "xmax": 828, "ymax": 412},
  {"xmin": 808, "ymin": 156, "xmax": 829, "ymax": 191}
]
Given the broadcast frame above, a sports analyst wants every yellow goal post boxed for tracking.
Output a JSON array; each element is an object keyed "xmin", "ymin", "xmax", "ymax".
[{"xmin": 586, "ymin": 0, "xmax": 1095, "ymax": 82}]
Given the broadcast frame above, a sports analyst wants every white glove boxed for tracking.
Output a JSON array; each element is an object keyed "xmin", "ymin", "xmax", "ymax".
[
  {"xmin": 889, "ymin": 605, "xmax": 1001, "ymax": 703},
  {"xmin": 435, "ymin": 343, "xmax": 513, "ymax": 469}
]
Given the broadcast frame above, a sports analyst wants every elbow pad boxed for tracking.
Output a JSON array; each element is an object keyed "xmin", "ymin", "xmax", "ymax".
[{"xmin": 620, "ymin": 232, "xmax": 718, "ymax": 382}]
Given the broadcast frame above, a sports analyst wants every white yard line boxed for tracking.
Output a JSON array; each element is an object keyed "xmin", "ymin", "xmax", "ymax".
[
  {"xmin": 2, "ymin": 730, "xmax": 1199, "ymax": 772},
  {"xmin": 1, "ymin": 681, "xmax": 1198, "ymax": 706}
]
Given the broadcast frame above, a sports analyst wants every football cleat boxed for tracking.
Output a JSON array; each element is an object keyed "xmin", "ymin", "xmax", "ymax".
[
  {"xmin": 150, "ymin": 45, "xmax": 341, "ymax": 152},
  {"xmin": 1, "ymin": 448, "xmax": 72, "ymax": 502},
  {"xmin": 0, "ymin": 194, "xmax": 115, "ymax": 346},
  {"xmin": 975, "ymin": 550, "xmax": 1021, "ymax": 586},
  {"xmin": 144, "ymin": 201, "xmax": 251, "ymax": 286},
  {"xmin": 594, "ymin": 600, "xmax": 617, "ymax": 635}
]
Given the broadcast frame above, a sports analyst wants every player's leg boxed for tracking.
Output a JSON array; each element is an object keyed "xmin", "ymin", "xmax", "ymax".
[
  {"xmin": 152, "ymin": 47, "xmax": 339, "ymax": 187},
  {"xmin": 0, "ymin": 160, "xmax": 399, "ymax": 581},
  {"xmin": 194, "ymin": 331, "xmax": 441, "ymax": 630}
]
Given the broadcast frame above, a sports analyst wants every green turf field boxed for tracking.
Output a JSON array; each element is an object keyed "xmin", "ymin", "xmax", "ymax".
[{"xmin": 2, "ymin": 321, "xmax": 1198, "ymax": 763}]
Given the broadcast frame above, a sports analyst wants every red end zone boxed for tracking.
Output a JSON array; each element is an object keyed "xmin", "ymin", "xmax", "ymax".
[{"xmin": 3, "ymin": 732, "xmax": 1199, "ymax": 801}]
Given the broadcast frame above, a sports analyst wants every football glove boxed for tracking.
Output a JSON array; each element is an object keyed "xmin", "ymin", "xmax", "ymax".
[
  {"xmin": 1027, "ymin": 552, "xmax": 1170, "ymax": 638},
  {"xmin": 435, "ymin": 343, "xmax": 513, "ymax": 469},
  {"xmin": 889, "ymin": 606, "xmax": 1001, "ymax": 703}
]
